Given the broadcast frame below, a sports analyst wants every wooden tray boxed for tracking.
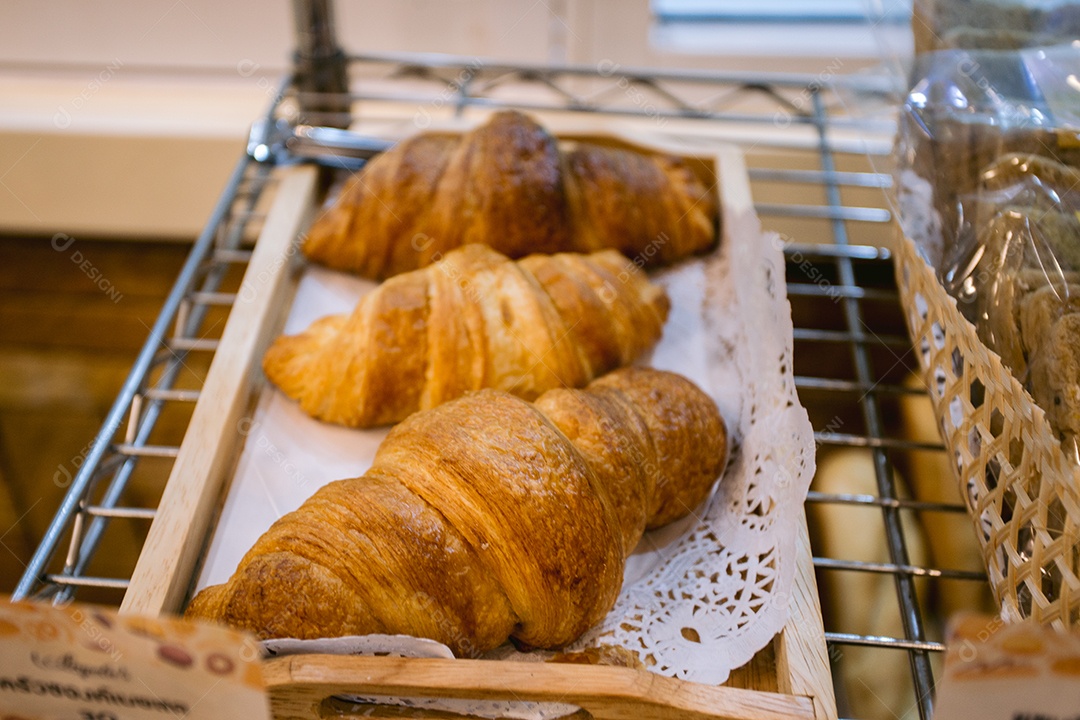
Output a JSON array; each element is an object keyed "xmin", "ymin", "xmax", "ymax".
[{"xmin": 119, "ymin": 130, "xmax": 836, "ymax": 720}]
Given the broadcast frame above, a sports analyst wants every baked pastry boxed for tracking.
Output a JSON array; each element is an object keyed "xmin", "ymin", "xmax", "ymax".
[
  {"xmin": 942, "ymin": 154, "xmax": 1080, "ymax": 447},
  {"xmin": 1020, "ymin": 286, "xmax": 1080, "ymax": 447},
  {"xmin": 186, "ymin": 367, "xmax": 728, "ymax": 654},
  {"xmin": 303, "ymin": 110, "xmax": 718, "ymax": 280},
  {"xmin": 899, "ymin": 372, "xmax": 996, "ymax": 620},
  {"xmin": 809, "ymin": 448, "xmax": 932, "ymax": 718},
  {"xmin": 263, "ymin": 244, "xmax": 670, "ymax": 428}
]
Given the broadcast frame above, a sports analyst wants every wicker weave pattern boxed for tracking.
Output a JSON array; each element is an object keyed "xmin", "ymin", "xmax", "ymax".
[{"xmin": 895, "ymin": 229, "xmax": 1080, "ymax": 627}]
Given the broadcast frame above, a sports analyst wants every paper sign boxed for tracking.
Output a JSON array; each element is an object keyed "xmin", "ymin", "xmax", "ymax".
[
  {"xmin": 0, "ymin": 595, "xmax": 270, "ymax": 720},
  {"xmin": 935, "ymin": 613, "xmax": 1080, "ymax": 720}
]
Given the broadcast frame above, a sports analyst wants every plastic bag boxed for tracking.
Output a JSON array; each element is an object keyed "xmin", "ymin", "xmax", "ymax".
[
  {"xmin": 914, "ymin": 0, "xmax": 1080, "ymax": 54},
  {"xmin": 947, "ymin": 155, "xmax": 1080, "ymax": 454},
  {"xmin": 897, "ymin": 47, "xmax": 1080, "ymax": 263},
  {"xmin": 896, "ymin": 45, "xmax": 1080, "ymax": 454}
]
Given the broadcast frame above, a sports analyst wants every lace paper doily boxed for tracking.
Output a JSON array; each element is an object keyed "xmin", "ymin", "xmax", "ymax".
[
  {"xmin": 198, "ymin": 151, "xmax": 815, "ymax": 715},
  {"xmin": 551, "ymin": 194, "xmax": 816, "ymax": 684}
]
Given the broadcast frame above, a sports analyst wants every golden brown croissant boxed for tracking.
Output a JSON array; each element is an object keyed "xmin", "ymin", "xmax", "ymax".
[
  {"xmin": 186, "ymin": 367, "xmax": 728, "ymax": 654},
  {"xmin": 264, "ymin": 244, "xmax": 670, "ymax": 428},
  {"xmin": 303, "ymin": 111, "xmax": 718, "ymax": 280}
]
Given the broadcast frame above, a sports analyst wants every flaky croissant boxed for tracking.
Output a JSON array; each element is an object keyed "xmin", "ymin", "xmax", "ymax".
[
  {"xmin": 264, "ymin": 244, "xmax": 670, "ymax": 428},
  {"xmin": 303, "ymin": 110, "xmax": 718, "ymax": 280},
  {"xmin": 186, "ymin": 368, "xmax": 727, "ymax": 654}
]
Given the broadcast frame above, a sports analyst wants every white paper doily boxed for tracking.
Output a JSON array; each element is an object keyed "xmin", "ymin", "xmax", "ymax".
[
  {"xmin": 561, "ymin": 201, "xmax": 817, "ymax": 683},
  {"xmin": 196, "ymin": 176, "xmax": 815, "ymax": 711}
]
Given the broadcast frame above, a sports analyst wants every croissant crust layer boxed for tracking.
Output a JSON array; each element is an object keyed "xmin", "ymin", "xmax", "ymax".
[
  {"xmin": 186, "ymin": 368, "xmax": 728, "ymax": 655},
  {"xmin": 303, "ymin": 110, "xmax": 718, "ymax": 279},
  {"xmin": 263, "ymin": 244, "xmax": 670, "ymax": 428}
]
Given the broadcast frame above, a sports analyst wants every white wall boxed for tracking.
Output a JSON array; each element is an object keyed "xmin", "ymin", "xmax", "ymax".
[{"xmin": 0, "ymin": 0, "xmax": 900, "ymax": 238}]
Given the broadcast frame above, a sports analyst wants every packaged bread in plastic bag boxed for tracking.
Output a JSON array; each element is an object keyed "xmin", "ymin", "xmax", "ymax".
[
  {"xmin": 913, "ymin": 0, "xmax": 1080, "ymax": 54},
  {"xmin": 896, "ymin": 44, "xmax": 1080, "ymax": 456},
  {"xmin": 945, "ymin": 154, "xmax": 1080, "ymax": 453}
]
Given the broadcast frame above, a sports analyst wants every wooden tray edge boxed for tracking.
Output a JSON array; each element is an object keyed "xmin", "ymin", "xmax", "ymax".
[
  {"xmin": 121, "ymin": 164, "xmax": 319, "ymax": 617},
  {"xmin": 262, "ymin": 654, "xmax": 816, "ymax": 720}
]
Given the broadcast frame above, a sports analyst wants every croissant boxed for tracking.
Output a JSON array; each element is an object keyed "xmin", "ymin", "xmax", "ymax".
[
  {"xmin": 186, "ymin": 367, "xmax": 728, "ymax": 654},
  {"xmin": 303, "ymin": 110, "xmax": 718, "ymax": 280},
  {"xmin": 264, "ymin": 244, "xmax": 670, "ymax": 428}
]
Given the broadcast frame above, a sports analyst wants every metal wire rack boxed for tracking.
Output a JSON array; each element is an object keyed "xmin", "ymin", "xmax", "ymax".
[{"xmin": 14, "ymin": 38, "xmax": 990, "ymax": 720}]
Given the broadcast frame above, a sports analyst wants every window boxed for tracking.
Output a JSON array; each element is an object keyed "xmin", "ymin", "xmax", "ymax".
[
  {"xmin": 653, "ymin": 0, "xmax": 911, "ymax": 23},
  {"xmin": 650, "ymin": 0, "xmax": 913, "ymax": 62}
]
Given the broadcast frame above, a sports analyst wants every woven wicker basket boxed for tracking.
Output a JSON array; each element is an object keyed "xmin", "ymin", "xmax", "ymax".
[{"xmin": 895, "ymin": 229, "xmax": 1080, "ymax": 627}]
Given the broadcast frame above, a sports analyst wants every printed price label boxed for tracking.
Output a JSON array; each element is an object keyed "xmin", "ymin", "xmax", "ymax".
[
  {"xmin": 935, "ymin": 614, "xmax": 1080, "ymax": 720},
  {"xmin": 0, "ymin": 595, "xmax": 270, "ymax": 720}
]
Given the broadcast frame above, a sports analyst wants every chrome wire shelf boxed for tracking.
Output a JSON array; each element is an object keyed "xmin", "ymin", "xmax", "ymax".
[{"xmin": 15, "ymin": 52, "xmax": 984, "ymax": 720}]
